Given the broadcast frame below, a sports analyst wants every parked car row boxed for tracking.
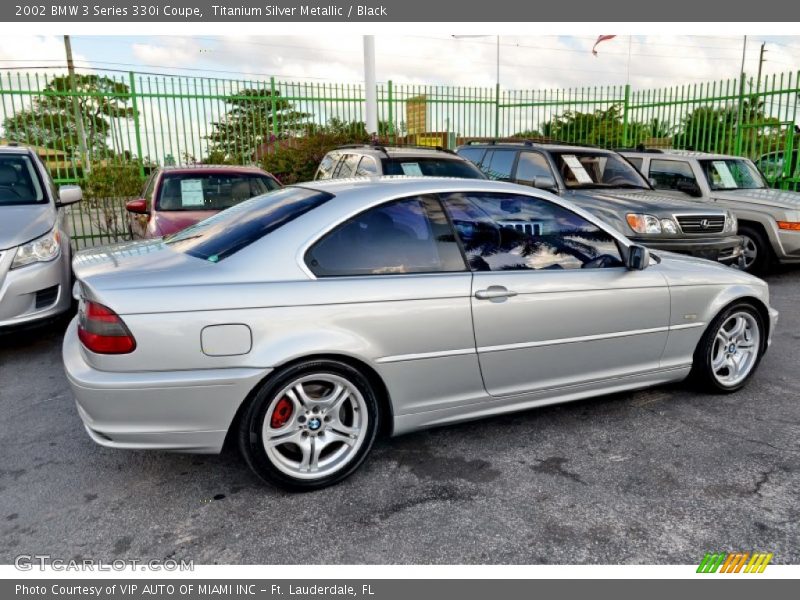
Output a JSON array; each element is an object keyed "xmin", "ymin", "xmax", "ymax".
[{"xmin": 0, "ymin": 140, "xmax": 790, "ymax": 492}]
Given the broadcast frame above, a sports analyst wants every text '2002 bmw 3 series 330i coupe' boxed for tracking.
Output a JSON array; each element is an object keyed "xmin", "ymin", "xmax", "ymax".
[{"xmin": 63, "ymin": 177, "xmax": 779, "ymax": 491}]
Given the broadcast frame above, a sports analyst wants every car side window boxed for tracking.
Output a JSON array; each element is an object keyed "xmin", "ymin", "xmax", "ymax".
[
  {"xmin": 649, "ymin": 159, "xmax": 697, "ymax": 191},
  {"xmin": 334, "ymin": 154, "xmax": 360, "ymax": 179},
  {"xmin": 316, "ymin": 153, "xmax": 341, "ymax": 180},
  {"xmin": 515, "ymin": 152, "xmax": 553, "ymax": 184},
  {"xmin": 306, "ymin": 195, "xmax": 466, "ymax": 277},
  {"xmin": 626, "ymin": 157, "xmax": 643, "ymax": 171},
  {"xmin": 481, "ymin": 150, "xmax": 517, "ymax": 181},
  {"xmin": 356, "ymin": 156, "xmax": 378, "ymax": 176},
  {"xmin": 440, "ymin": 191, "xmax": 623, "ymax": 272},
  {"xmin": 457, "ymin": 147, "xmax": 486, "ymax": 166}
]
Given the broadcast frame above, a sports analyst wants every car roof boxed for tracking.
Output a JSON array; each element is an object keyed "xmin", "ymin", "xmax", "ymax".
[
  {"xmin": 457, "ymin": 141, "xmax": 615, "ymax": 154},
  {"xmin": 0, "ymin": 145, "xmax": 32, "ymax": 155},
  {"xmin": 158, "ymin": 164, "xmax": 269, "ymax": 175},
  {"xmin": 620, "ymin": 149, "xmax": 739, "ymax": 161},
  {"xmin": 294, "ymin": 175, "xmax": 542, "ymax": 197},
  {"xmin": 330, "ymin": 145, "xmax": 464, "ymax": 159}
]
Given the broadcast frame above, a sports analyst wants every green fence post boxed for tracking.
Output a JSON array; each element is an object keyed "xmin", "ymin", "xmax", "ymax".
[
  {"xmin": 128, "ymin": 72, "xmax": 145, "ymax": 179},
  {"xmin": 735, "ymin": 73, "xmax": 746, "ymax": 156},
  {"xmin": 270, "ymin": 76, "xmax": 278, "ymax": 139},
  {"xmin": 622, "ymin": 83, "xmax": 631, "ymax": 147},
  {"xmin": 494, "ymin": 82, "xmax": 501, "ymax": 138},
  {"xmin": 387, "ymin": 80, "xmax": 395, "ymax": 143}
]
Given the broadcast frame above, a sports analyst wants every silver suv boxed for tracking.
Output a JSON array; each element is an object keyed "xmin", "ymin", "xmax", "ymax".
[
  {"xmin": 0, "ymin": 145, "xmax": 82, "ymax": 329},
  {"xmin": 457, "ymin": 142, "xmax": 742, "ymax": 266},
  {"xmin": 315, "ymin": 144, "xmax": 487, "ymax": 180},
  {"xmin": 622, "ymin": 149, "xmax": 800, "ymax": 274}
]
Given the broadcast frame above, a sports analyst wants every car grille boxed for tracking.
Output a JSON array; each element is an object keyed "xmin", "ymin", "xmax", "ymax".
[
  {"xmin": 676, "ymin": 215, "xmax": 725, "ymax": 234},
  {"xmin": 35, "ymin": 285, "xmax": 59, "ymax": 309}
]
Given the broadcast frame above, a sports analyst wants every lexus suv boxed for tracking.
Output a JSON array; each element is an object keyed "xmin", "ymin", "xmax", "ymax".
[
  {"xmin": 0, "ymin": 144, "xmax": 82, "ymax": 329},
  {"xmin": 457, "ymin": 141, "xmax": 742, "ymax": 265},
  {"xmin": 622, "ymin": 149, "xmax": 800, "ymax": 274}
]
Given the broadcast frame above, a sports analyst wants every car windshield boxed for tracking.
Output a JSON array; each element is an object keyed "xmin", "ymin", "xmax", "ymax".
[
  {"xmin": 0, "ymin": 154, "xmax": 46, "ymax": 206},
  {"xmin": 551, "ymin": 151, "xmax": 650, "ymax": 189},
  {"xmin": 164, "ymin": 186, "xmax": 331, "ymax": 262},
  {"xmin": 156, "ymin": 172, "xmax": 281, "ymax": 211},
  {"xmin": 699, "ymin": 159, "xmax": 767, "ymax": 191},
  {"xmin": 382, "ymin": 157, "xmax": 486, "ymax": 179}
]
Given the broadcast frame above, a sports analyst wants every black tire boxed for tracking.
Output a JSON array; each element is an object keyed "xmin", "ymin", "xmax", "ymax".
[
  {"xmin": 690, "ymin": 302, "xmax": 766, "ymax": 393},
  {"xmin": 738, "ymin": 224, "xmax": 771, "ymax": 275},
  {"xmin": 238, "ymin": 359, "xmax": 380, "ymax": 491}
]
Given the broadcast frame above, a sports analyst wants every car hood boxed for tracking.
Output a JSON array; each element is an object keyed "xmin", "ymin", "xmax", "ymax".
[
  {"xmin": 711, "ymin": 188, "xmax": 800, "ymax": 210},
  {"xmin": 0, "ymin": 204, "xmax": 55, "ymax": 250},
  {"xmin": 654, "ymin": 250, "xmax": 767, "ymax": 287},
  {"xmin": 563, "ymin": 189, "xmax": 727, "ymax": 216},
  {"xmin": 152, "ymin": 209, "xmax": 218, "ymax": 237}
]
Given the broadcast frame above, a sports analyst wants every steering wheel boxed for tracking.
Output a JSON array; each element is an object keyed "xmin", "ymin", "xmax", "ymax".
[{"xmin": 582, "ymin": 254, "xmax": 620, "ymax": 269}]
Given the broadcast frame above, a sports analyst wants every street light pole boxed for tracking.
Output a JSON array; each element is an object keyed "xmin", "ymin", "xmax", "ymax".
[
  {"xmin": 63, "ymin": 35, "xmax": 90, "ymax": 174},
  {"xmin": 363, "ymin": 35, "xmax": 378, "ymax": 138}
]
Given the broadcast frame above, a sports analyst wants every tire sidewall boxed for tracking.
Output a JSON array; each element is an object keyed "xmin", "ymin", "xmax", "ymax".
[
  {"xmin": 239, "ymin": 360, "xmax": 379, "ymax": 491},
  {"xmin": 695, "ymin": 303, "xmax": 765, "ymax": 393},
  {"xmin": 739, "ymin": 225, "xmax": 770, "ymax": 274}
]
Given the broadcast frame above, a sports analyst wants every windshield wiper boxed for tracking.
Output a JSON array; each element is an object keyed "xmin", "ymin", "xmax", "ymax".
[{"xmin": 608, "ymin": 183, "xmax": 649, "ymax": 190}]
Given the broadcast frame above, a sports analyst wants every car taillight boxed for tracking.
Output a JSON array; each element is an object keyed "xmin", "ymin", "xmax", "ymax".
[{"xmin": 77, "ymin": 300, "xmax": 136, "ymax": 354}]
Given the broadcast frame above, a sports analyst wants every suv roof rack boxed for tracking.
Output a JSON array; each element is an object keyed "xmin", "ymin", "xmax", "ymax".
[
  {"xmin": 334, "ymin": 143, "xmax": 457, "ymax": 155},
  {"xmin": 615, "ymin": 145, "xmax": 665, "ymax": 153},
  {"xmin": 335, "ymin": 143, "xmax": 389, "ymax": 155},
  {"xmin": 462, "ymin": 138, "xmax": 602, "ymax": 149}
]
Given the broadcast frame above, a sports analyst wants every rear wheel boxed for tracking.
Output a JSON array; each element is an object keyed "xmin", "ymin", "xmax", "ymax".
[
  {"xmin": 238, "ymin": 360, "xmax": 379, "ymax": 491},
  {"xmin": 691, "ymin": 303, "xmax": 765, "ymax": 393},
  {"xmin": 738, "ymin": 224, "xmax": 771, "ymax": 274}
]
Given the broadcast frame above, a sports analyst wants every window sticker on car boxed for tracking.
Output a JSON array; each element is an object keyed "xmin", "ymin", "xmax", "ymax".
[
  {"xmin": 712, "ymin": 161, "xmax": 738, "ymax": 189},
  {"xmin": 400, "ymin": 162, "xmax": 423, "ymax": 176},
  {"xmin": 180, "ymin": 179, "xmax": 205, "ymax": 206},
  {"xmin": 562, "ymin": 155, "xmax": 594, "ymax": 184}
]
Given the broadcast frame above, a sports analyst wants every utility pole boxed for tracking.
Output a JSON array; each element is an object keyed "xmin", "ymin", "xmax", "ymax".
[
  {"xmin": 756, "ymin": 42, "xmax": 767, "ymax": 88},
  {"xmin": 363, "ymin": 35, "xmax": 378, "ymax": 139},
  {"xmin": 64, "ymin": 35, "xmax": 90, "ymax": 174}
]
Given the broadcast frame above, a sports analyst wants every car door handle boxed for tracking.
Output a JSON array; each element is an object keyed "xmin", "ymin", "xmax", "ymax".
[{"xmin": 474, "ymin": 286, "xmax": 518, "ymax": 300}]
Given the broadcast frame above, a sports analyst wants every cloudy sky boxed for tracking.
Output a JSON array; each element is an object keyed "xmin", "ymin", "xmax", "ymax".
[{"xmin": 1, "ymin": 34, "xmax": 799, "ymax": 89}]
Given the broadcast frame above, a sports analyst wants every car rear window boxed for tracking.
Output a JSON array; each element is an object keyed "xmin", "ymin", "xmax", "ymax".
[
  {"xmin": 0, "ymin": 154, "xmax": 46, "ymax": 205},
  {"xmin": 164, "ymin": 187, "xmax": 332, "ymax": 262},
  {"xmin": 382, "ymin": 157, "xmax": 486, "ymax": 179},
  {"xmin": 156, "ymin": 172, "xmax": 280, "ymax": 211}
]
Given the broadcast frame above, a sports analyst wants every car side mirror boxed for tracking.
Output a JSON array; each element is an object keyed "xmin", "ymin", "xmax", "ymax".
[
  {"xmin": 532, "ymin": 175, "xmax": 557, "ymax": 191},
  {"xmin": 627, "ymin": 244, "xmax": 651, "ymax": 270},
  {"xmin": 56, "ymin": 185, "xmax": 82, "ymax": 207},
  {"xmin": 676, "ymin": 180, "xmax": 702, "ymax": 197},
  {"xmin": 125, "ymin": 198, "xmax": 149, "ymax": 214}
]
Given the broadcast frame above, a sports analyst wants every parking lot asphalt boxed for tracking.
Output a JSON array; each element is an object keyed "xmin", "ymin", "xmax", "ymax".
[{"xmin": 1, "ymin": 270, "xmax": 798, "ymax": 566}]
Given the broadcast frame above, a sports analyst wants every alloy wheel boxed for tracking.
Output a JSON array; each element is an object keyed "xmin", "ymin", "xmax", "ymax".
[
  {"xmin": 710, "ymin": 311, "xmax": 761, "ymax": 387},
  {"xmin": 261, "ymin": 374, "xmax": 369, "ymax": 480}
]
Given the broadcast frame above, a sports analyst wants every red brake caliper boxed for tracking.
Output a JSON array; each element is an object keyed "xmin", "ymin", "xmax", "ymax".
[{"xmin": 271, "ymin": 397, "xmax": 294, "ymax": 428}]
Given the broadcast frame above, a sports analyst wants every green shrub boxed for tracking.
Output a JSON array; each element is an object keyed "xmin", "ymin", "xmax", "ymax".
[{"xmin": 83, "ymin": 162, "xmax": 145, "ymax": 201}]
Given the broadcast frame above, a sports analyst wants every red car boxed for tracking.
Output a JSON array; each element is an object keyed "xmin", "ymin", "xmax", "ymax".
[{"xmin": 126, "ymin": 165, "xmax": 281, "ymax": 239}]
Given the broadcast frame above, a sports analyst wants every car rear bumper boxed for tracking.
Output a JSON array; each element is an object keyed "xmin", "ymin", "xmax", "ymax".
[
  {"xmin": 634, "ymin": 235, "xmax": 743, "ymax": 265},
  {"xmin": 0, "ymin": 249, "xmax": 72, "ymax": 328},
  {"xmin": 62, "ymin": 319, "xmax": 269, "ymax": 454}
]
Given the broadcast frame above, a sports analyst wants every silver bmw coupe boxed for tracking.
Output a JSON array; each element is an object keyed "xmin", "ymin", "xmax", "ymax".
[{"xmin": 63, "ymin": 177, "xmax": 778, "ymax": 490}]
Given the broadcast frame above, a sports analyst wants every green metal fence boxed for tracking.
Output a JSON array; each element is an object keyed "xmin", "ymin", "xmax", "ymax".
[{"xmin": 0, "ymin": 68, "xmax": 798, "ymax": 248}]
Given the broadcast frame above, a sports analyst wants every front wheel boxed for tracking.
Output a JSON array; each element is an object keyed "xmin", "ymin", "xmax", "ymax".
[
  {"xmin": 238, "ymin": 360, "xmax": 379, "ymax": 491},
  {"xmin": 738, "ymin": 225, "xmax": 771, "ymax": 274},
  {"xmin": 690, "ymin": 303, "xmax": 765, "ymax": 393}
]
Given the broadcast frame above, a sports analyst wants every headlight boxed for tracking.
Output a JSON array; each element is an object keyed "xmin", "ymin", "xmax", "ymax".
[
  {"xmin": 11, "ymin": 227, "xmax": 61, "ymax": 269},
  {"xmin": 626, "ymin": 213, "xmax": 662, "ymax": 234},
  {"xmin": 660, "ymin": 218, "xmax": 678, "ymax": 234},
  {"xmin": 725, "ymin": 213, "xmax": 738, "ymax": 233}
]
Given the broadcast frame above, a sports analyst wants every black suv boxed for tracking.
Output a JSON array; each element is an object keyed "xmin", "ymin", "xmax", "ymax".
[
  {"xmin": 456, "ymin": 141, "xmax": 742, "ymax": 265},
  {"xmin": 315, "ymin": 144, "xmax": 486, "ymax": 181}
]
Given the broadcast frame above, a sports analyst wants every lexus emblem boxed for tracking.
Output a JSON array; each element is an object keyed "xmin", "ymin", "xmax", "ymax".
[{"xmin": 700, "ymin": 218, "xmax": 710, "ymax": 229}]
